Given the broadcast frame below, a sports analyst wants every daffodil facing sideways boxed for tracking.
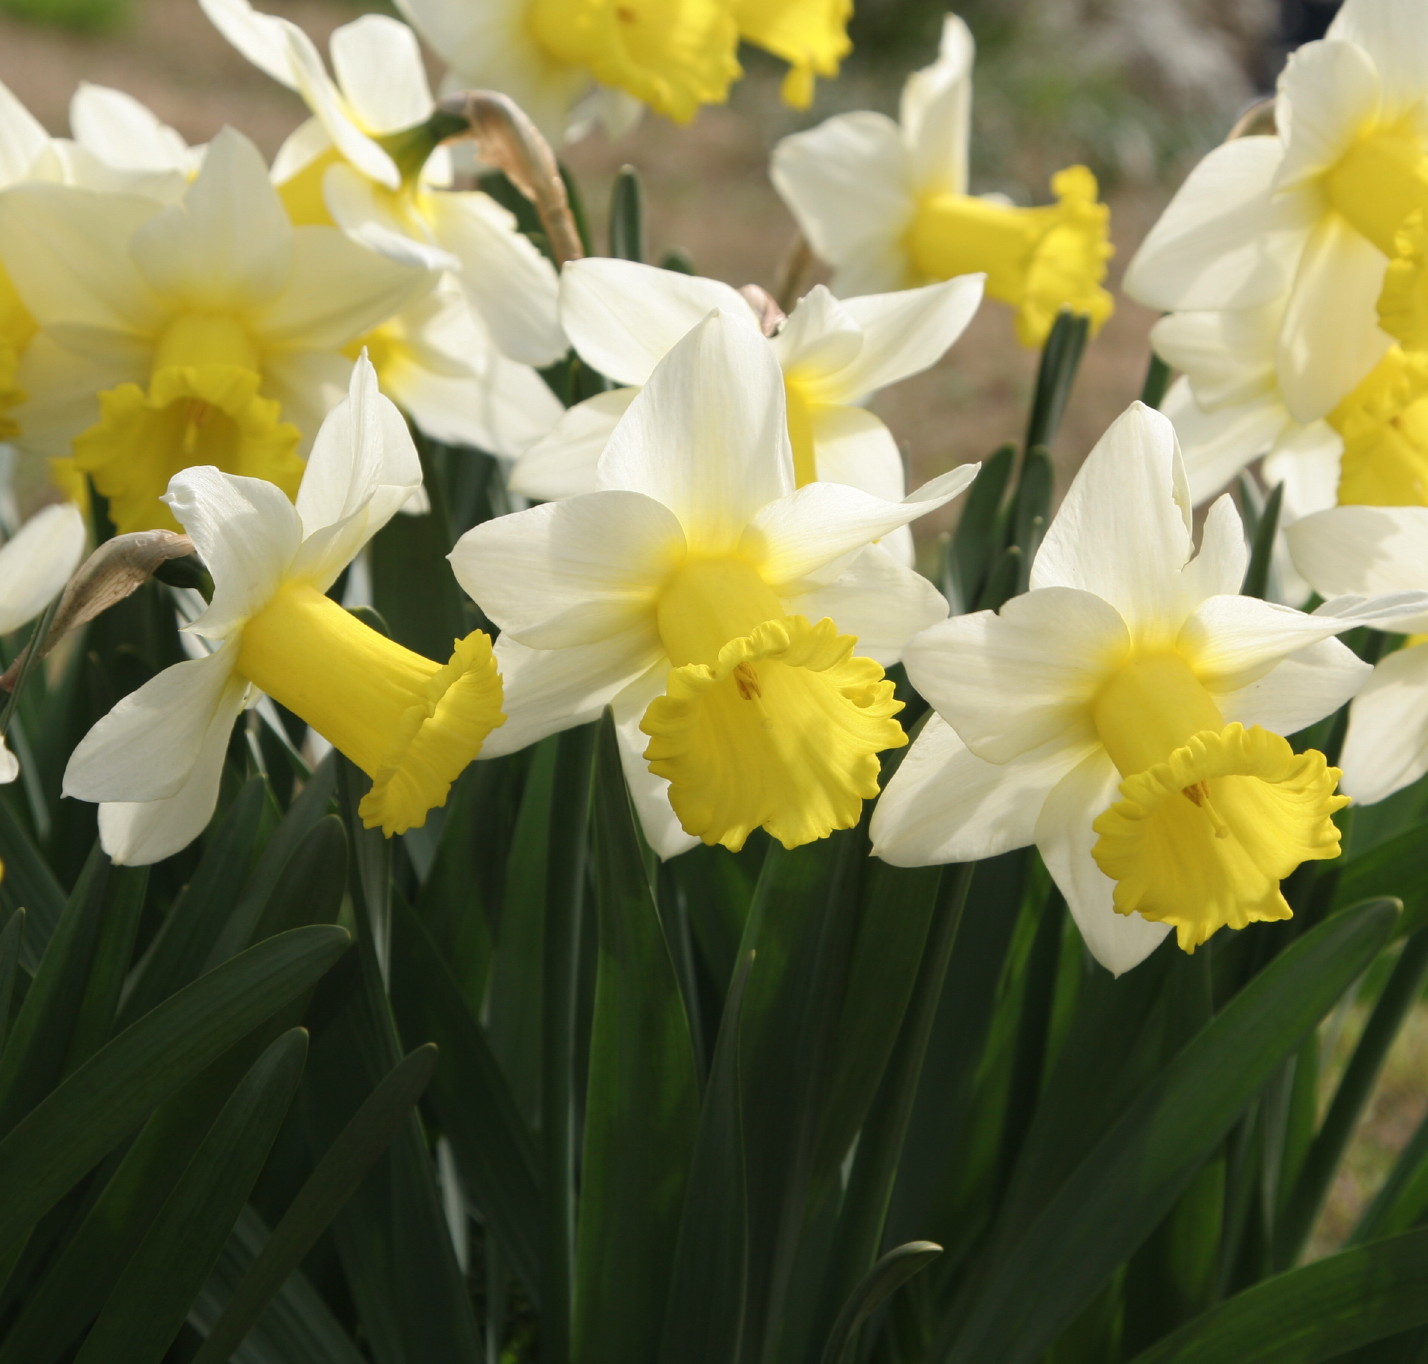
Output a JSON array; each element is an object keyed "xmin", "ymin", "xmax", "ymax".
[
  {"xmin": 1287, "ymin": 504, "xmax": 1428, "ymax": 805},
  {"xmin": 770, "ymin": 13, "xmax": 1113, "ymax": 348},
  {"xmin": 0, "ymin": 128, "xmax": 431, "ymax": 538},
  {"xmin": 1126, "ymin": 0, "xmax": 1428, "ymax": 513},
  {"xmin": 509, "ymin": 257, "xmax": 984, "ymax": 562},
  {"xmin": 63, "ymin": 359, "xmax": 504, "ymax": 866},
  {"xmin": 451, "ymin": 310, "xmax": 977, "ymax": 859},
  {"xmin": 871, "ymin": 402, "xmax": 1428, "ymax": 973},
  {"xmin": 0, "ymin": 502, "xmax": 86, "ymax": 784},
  {"xmin": 198, "ymin": 0, "xmax": 566, "ymax": 371}
]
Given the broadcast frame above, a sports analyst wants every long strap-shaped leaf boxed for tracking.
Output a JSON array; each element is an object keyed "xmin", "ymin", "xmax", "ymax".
[
  {"xmin": 937, "ymin": 898, "xmax": 1398, "ymax": 1364},
  {"xmin": 1122, "ymin": 1227, "xmax": 1428, "ymax": 1363},
  {"xmin": 0, "ymin": 924, "xmax": 349, "ymax": 1255},
  {"xmin": 71, "ymin": 1028, "xmax": 309, "ymax": 1364},
  {"xmin": 191, "ymin": 1043, "xmax": 439, "ymax": 1364}
]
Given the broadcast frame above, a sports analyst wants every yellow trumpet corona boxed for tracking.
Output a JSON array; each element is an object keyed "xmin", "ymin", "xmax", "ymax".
[{"xmin": 1089, "ymin": 652, "xmax": 1347, "ymax": 952}]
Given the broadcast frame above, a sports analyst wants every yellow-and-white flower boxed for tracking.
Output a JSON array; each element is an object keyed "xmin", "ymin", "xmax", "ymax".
[
  {"xmin": 0, "ymin": 128, "xmax": 431, "ymax": 536},
  {"xmin": 509, "ymin": 258, "xmax": 983, "ymax": 561},
  {"xmin": 201, "ymin": 0, "xmax": 566, "ymax": 369},
  {"xmin": 451, "ymin": 309, "xmax": 977, "ymax": 858},
  {"xmin": 872, "ymin": 402, "xmax": 1426, "ymax": 973},
  {"xmin": 63, "ymin": 358, "xmax": 503, "ymax": 865},
  {"xmin": 0, "ymin": 502, "xmax": 86, "ymax": 783},
  {"xmin": 1126, "ymin": 0, "xmax": 1428, "ymax": 510},
  {"xmin": 1288, "ymin": 504, "xmax": 1428, "ymax": 803},
  {"xmin": 771, "ymin": 13, "xmax": 1112, "ymax": 348}
]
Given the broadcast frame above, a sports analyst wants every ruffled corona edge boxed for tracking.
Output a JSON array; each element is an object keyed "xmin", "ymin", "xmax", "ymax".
[{"xmin": 359, "ymin": 629, "xmax": 505, "ymax": 835}]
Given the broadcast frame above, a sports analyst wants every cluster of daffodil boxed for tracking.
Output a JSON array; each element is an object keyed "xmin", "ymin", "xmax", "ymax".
[{"xmin": 6, "ymin": 0, "xmax": 1428, "ymax": 986}]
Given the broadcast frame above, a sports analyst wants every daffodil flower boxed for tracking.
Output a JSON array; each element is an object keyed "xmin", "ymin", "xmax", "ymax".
[
  {"xmin": 770, "ymin": 14, "xmax": 1112, "ymax": 348},
  {"xmin": 201, "ymin": 0, "xmax": 566, "ymax": 369},
  {"xmin": 0, "ymin": 128, "xmax": 431, "ymax": 537},
  {"xmin": 0, "ymin": 502, "xmax": 86, "ymax": 783},
  {"xmin": 509, "ymin": 257, "xmax": 984, "ymax": 562},
  {"xmin": 63, "ymin": 358, "xmax": 504, "ymax": 866},
  {"xmin": 451, "ymin": 309, "xmax": 977, "ymax": 859},
  {"xmin": 1127, "ymin": 0, "xmax": 1428, "ymax": 500},
  {"xmin": 1287, "ymin": 504, "xmax": 1428, "ymax": 804},
  {"xmin": 871, "ymin": 402, "xmax": 1427, "ymax": 973},
  {"xmin": 390, "ymin": 0, "xmax": 739, "ymax": 141},
  {"xmin": 732, "ymin": 0, "xmax": 852, "ymax": 110}
]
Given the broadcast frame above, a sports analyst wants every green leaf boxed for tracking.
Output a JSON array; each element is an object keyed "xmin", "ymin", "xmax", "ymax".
[
  {"xmin": 818, "ymin": 1241, "xmax": 942, "ymax": 1364},
  {"xmin": 1122, "ymin": 1228, "xmax": 1428, "ymax": 1364},
  {"xmin": 938, "ymin": 898, "xmax": 1399, "ymax": 1364},
  {"xmin": 192, "ymin": 1044, "xmax": 439, "ymax": 1364},
  {"xmin": 62, "ymin": 865, "xmax": 147, "ymax": 1072},
  {"xmin": 0, "ymin": 924, "xmax": 349, "ymax": 1255},
  {"xmin": 1024, "ymin": 309, "xmax": 1089, "ymax": 452},
  {"xmin": 1140, "ymin": 352, "xmax": 1172, "ymax": 409},
  {"xmin": 946, "ymin": 443, "xmax": 1015, "ymax": 614},
  {"xmin": 0, "ymin": 910, "xmax": 24, "ymax": 1053},
  {"xmin": 1242, "ymin": 480, "xmax": 1285, "ymax": 602},
  {"xmin": 609, "ymin": 164, "xmax": 644, "ymax": 261},
  {"xmin": 573, "ymin": 712, "xmax": 699, "ymax": 1364},
  {"xmin": 119, "ymin": 776, "xmax": 269, "ymax": 1024},
  {"xmin": 72, "ymin": 1028, "xmax": 309, "ymax": 1364},
  {"xmin": 389, "ymin": 894, "xmax": 543, "ymax": 1300},
  {"xmin": 0, "ymin": 797, "xmax": 65, "ymax": 969},
  {"xmin": 1274, "ymin": 926, "xmax": 1428, "ymax": 1266},
  {"xmin": 658, "ymin": 951, "xmax": 753, "ymax": 1364}
]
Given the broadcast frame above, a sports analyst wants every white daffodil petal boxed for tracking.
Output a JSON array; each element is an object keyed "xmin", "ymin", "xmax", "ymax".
[
  {"xmin": 260, "ymin": 349, "xmax": 350, "ymax": 452},
  {"xmin": 825, "ymin": 276, "xmax": 984, "ymax": 399},
  {"xmin": 329, "ymin": 15, "xmax": 434, "ymax": 135},
  {"xmin": 1030, "ymin": 402, "xmax": 1193, "ymax": 629},
  {"xmin": 613, "ymin": 670, "xmax": 698, "ymax": 861},
  {"xmin": 199, "ymin": 0, "xmax": 301, "ymax": 87},
  {"xmin": 168, "ymin": 469, "xmax": 303, "ymax": 639},
  {"xmin": 1178, "ymin": 493, "xmax": 1248, "ymax": 606},
  {"xmin": 1287, "ymin": 505, "xmax": 1428, "ymax": 617},
  {"xmin": 905, "ymin": 586, "xmax": 1127, "ymax": 764},
  {"xmin": 511, "ymin": 388, "xmax": 635, "ymax": 501},
  {"xmin": 1261, "ymin": 421, "xmax": 1342, "ymax": 521},
  {"xmin": 95, "ymin": 670, "xmax": 251, "ymax": 865},
  {"xmin": 1216, "ymin": 636, "xmax": 1370, "ymax": 736},
  {"xmin": 1122, "ymin": 137, "xmax": 1310, "ymax": 311},
  {"xmin": 1160, "ymin": 378, "xmax": 1293, "ymax": 508},
  {"xmin": 1274, "ymin": 38, "xmax": 1382, "ymax": 192},
  {"xmin": 770, "ymin": 111, "xmax": 912, "ymax": 284},
  {"xmin": 1340, "ymin": 643, "xmax": 1428, "ymax": 804},
  {"xmin": 63, "ymin": 646, "xmax": 241, "ymax": 803},
  {"xmin": 872, "ymin": 716, "xmax": 1079, "ymax": 867},
  {"xmin": 70, "ymin": 84, "xmax": 192, "ymax": 175},
  {"xmin": 808, "ymin": 406, "xmax": 907, "ymax": 500},
  {"xmin": 783, "ymin": 544, "xmax": 946, "ymax": 666},
  {"xmin": 0, "ymin": 78, "xmax": 48, "ymax": 185},
  {"xmin": 1036, "ymin": 748, "xmax": 1172, "ymax": 975},
  {"xmin": 1181, "ymin": 591, "xmax": 1428, "ymax": 692},
  {"xmin": 0, "ymin": 503, "xmax": 86, "ymax": 635},
  {"xmin": 423, "ymin": 191, "xmax": 565, "ymax": 367},
  {"xmin": 1277, "ymin": 215, "xmax": 1390, "ymax": 422},
  {"xmin": 900, "ymin": 14, "xmax": 974, "ymax": 196},
  {"xmin": 1328, "ymin": 0, "xmax": 1428, "ymax": 112},
  {"xmin": 1152, "ymin": 303, "xmax": 1281, "ymax": 412},
  {"xmin": 321, "ymin": 164, "xmax": 458, "ymax": 273},
  {"xmin": 744, "ymin": 465, "xmax": 976, "ymax": 586},
  {"xmin": 479, "ymin": 629, "xmax": 665, "ymax": 759},
  {"xmin": 0, "ymin": 183, "xmax": 164, "ymax": 334},
  {"xmin": 601, "ymin": 311, "xmax": 793, "ymax": 550},
  {"xmin": 254, "ymin": 227, "xmax": 432, "ymax": 350},
  {"xmin": 560, "ymin": 258, "xmax": 747, "ymax": 386},
  {"xmin": 772, "ymin": 287, "xmax": 862, "ymax": 378},
  {"xmin": 0, "ymin": 737, "xmax": 18, "ymax": 785},
  {"xmin": 451, "ymin": 490, "xmax": 683, "ymax": 648},
  {"xmin": 131, "ymin": 129, "xmax": 293, "ymax": 310}
]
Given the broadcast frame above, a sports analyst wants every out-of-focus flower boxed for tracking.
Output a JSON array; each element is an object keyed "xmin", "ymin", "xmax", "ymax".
[
  {"xmin": 771, "ymin": 13, "xmax": 1112, "ymax": 348},
  {"xmin": 200, "ymin": 0, "xmax": 566, "ymax": 369},
  {"xmin": 1127, "ymin": 0, "xmax": 1428, "ymax": 510},
  {"xmin": 390, "ymin": 0, "xmax": 740, "ymax": 142},
  {"xmin": 1288, "ymin": 505, "xmax": 1428, "ymax": 804},
  {"xmin": 872, "ymin": 402, "xmax": 1425, "ymax": 973},
  {"xmin": 732, "ymin": 0, "xmax": 851, "ymax": 109},
  {"xmin": 451, "ymin": 310, "xmax": 976, "ymax": 858},
  {"xmin": 0, "ymin": 502, "xmax": 86, "ymax": 783},
  {"xmin": 0, "ymin": 129, "xmax": 430, "ymax": 536},
  {"xmin": 63, "ymin": 358, "xmax": 503, "ymax": 865},
  {"xmin": 510, "ymin": 258, "xmax": 983, "ymax": 561}
]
